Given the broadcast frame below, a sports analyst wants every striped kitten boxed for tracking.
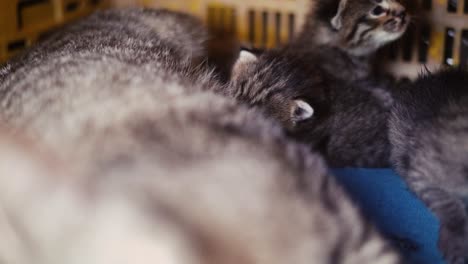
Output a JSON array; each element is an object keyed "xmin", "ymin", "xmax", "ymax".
[
  {"xmin": 389, "ymin": 69, "xmax": 468, "ymax": 264},
  {"xmin": 0, "ymin": 8, "xmax": 401, "ymax": 263},
  {"xmin": 292, "ymin": 0, "xmax": 408, "ymax": 81},
  {"xmin": 228, "ymin": 48, "xmax": 392, "ymax": 167}
]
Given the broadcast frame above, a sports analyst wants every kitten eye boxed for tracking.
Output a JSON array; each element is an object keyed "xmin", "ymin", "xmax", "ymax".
[{"xmin": 371, "ymin": 6, "xmax": 385, "ymax": 16}]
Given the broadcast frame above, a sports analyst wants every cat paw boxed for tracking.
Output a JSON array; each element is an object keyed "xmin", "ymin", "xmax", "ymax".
[{"xmin": 439, "ymin": 226, "xmax": 468, "ymax": 264}]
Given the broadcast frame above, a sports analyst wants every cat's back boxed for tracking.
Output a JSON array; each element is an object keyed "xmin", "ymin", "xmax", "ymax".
[
  {"xmin": 0, "ymin": 45, "xmax": 401, "ymax": 264},
  {"xmin": 389, "ymin": 69, "xmax": 468, "ymax": 175},
  {"xmin": 0, "ymin": 8, "xmax": 208, "ymax": 85},
  {"xmin": 326, "ymin": 79, "xmax": 391, "ymax": 167},
  {"xmin": 0, "ymin": 8, "xmax": 213, "ymax": 135},
  {"xmin": 0, "ymin": 116, "xmax": 400, "ymax": 264},
  {"xmin": 388, "ymin": 69, "xmax": 468, "ymax": 264},
  {"xmin": 0, "ymin": 50, "xmax": 217, "ymax": 149},
  {"xmin": 0, "ymin": 8, "xmax": 402, "ymax": 262}
]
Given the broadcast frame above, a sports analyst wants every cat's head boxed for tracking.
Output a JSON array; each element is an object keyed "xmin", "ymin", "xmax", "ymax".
[
  {"xmin": 310, "ymin": 0, "xmax": 409, "ymax": 56},
  {"xmin": 227, "ymin": 49, "xmax": 334, "ymax": 149}
]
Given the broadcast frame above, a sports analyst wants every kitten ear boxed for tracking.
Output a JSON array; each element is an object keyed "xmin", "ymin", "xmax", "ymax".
[
  {"xmin": 291, "ymin": 100, "xmax": 314, "ymax": 122},
  {"xmin": 331, "ymin": 0, "xmax": 348, "ymax": 30},
  {"xmin": 231, "ymin": 50, "xmax": 258, "ymax": 79}
]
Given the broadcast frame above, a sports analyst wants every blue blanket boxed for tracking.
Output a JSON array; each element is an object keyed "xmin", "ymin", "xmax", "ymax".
[{"xmin": 332, "ymin": 169, "xmax": 445, "ymax": 264}]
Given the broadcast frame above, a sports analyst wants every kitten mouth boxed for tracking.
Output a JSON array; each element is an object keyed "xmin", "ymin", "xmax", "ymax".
[
  {"xmin": 397, "ymin": 20, "xmax": 409, "ymax": 32},
  {"xmin": 384, "ymin": 20, "xmax": 408, "ymax": 34},
  {"xmin": 383, "ymin": 14, "xmax": 409, "ymax": 34}
]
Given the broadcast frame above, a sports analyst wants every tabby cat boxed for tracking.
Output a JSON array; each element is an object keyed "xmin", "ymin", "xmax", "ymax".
[
  {"xmin": 227, "ymin": 48, "xmax": 392, "ymax": 167},
  {"xmin": 291, "ymin": 0, "xmax": 409, "ymax": 81},
  {"xmin": 0, "ymin": 8, "xmax": 208, "ymax": 85},
  {"xmin": 0, "ymin": 8, "xmax": 401, "ymax": 264},
  {"xmin": 224, "ymin": 0, "xmax": 407, "ymax": 166},
  {"xmin": 389, "ymin": 69, "xmax": 468, "ymax": 264}
]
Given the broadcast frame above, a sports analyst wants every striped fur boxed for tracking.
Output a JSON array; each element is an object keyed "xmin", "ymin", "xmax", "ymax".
[
  {"xmin": 389, "ymin": 69, "xmax": 468, "ymax": 264},
  {"xmin": 228, "ymin": 48, "xmax": 392, "ymax": 167},
  {"xmin": 0, "ymin": 8, "xmax": 209, "ymax": 85},
  {"xmin": 0, "ymin": 120, "xmax": 400, "ymax": 264},
  {"xmin": 291, "ymin": 0, "xmax": 408, "ymax": 81},
  {"xmin": 0, "ymin": 8, "xmax": 401, "ymax": 264}
]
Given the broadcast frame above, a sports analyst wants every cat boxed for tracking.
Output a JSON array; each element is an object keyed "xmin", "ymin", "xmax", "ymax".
[
  {"xmin": 0, "ymin": 8, "xmax": 401, "ymax": 263},
  {"xmin": 222, "ymin": 0, "xmax": 407, "ymax": 166},
  {"xmin": 389, "ymin": 68, "xmax": 468, "ymax": 264},
  {"xmin": 227, "ymin": 47, "xmax": 392, "ymax": 168},
  {"xmin": 0, "ymin": 111, "xmax": 401, "ymax": 264},
  {"xmin": 0, "ymin": 7, "xmax": 213, "ymax": 131},
  {"xmin": 290, "ymin": 0, "xmax": 409, "ymax": 81},
  {"xmin": 0, "ymin": 8, "xmax": 209, "ymax": 85}
]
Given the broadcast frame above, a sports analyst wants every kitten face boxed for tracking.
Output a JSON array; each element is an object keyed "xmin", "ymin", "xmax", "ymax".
[{"xmin": 327, "ymin": 0, "xmax": 409, "ymax": 55}]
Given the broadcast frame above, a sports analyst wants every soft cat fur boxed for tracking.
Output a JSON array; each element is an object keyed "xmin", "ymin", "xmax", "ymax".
[
  {"xmin": 389, "ymin": 69, "xmax": 468, "ymax": 264},
  {"xmin": 0, "ymin": 116, "xmax": 399, "ymax": 264},
  {"xmin": 0, "ymin": 8, "xmax": 401, "ymax": 263},
  {"xmin": 291, "ymin": 0, "xmax": 408, "ymax": 81},
  {"xmin": 0, "ymin": 7, "xmax": 208, "ymax": 85},
  {"xmin": 228, "ymin": 48, "xmax": 391, "ymax": 167}
]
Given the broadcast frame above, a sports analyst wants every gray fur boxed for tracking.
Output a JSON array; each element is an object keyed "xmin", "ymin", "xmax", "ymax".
[
  {"xmin": 0, "ymin": 8, "xmax": 209, "ymax": 85},
  {"xmin": 228, "ymin": 48, "xmax": 391, "ymax": 167},
  {"xmin": 389, "ymin": 69, "xmax": 468, "ymax": 264},
  {"xmin": 0, "ymin": 8, "xmax": 401, "ymax": 264},
  {"xmin": 0, "ymin": 119, "xmax": 400, "ymax": 264},
  {"xmin": 291, "ymin": 0, "xmax": 408, "ymax": 81},
  {"xmin": 224, "ymin": 0, "xmax": 406, "ymax": 167}
]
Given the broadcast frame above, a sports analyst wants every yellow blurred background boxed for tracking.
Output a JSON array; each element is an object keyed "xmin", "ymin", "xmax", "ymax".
[{"xmin": 1, "ymin": 0, "xmax": 467, "ymax": 78}]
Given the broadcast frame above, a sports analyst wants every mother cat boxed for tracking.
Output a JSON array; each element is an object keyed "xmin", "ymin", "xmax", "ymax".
[{"xmin": 0, "ymin": 8, "xmax": 401, "ymax": 264}]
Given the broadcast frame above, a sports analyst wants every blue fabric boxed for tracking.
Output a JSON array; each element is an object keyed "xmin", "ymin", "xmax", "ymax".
[{"xmin": 331, "ymin": 168, "xmax": 445, "ymax": 264}]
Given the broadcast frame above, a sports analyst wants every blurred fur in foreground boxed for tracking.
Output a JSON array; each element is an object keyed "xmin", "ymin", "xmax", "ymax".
[
  {"xmin": 0, "ymin": 125, "xmax": 399, "ymax": 264},
  {"xmin": 0, "ymin": 8, "xmax": 401, "ymax": 264}
]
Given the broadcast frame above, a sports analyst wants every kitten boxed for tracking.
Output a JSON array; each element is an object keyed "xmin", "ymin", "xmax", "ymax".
[
  {"xmin": 291, "ymin": 0, "xmax": 409, "ymax": 81},
  {"xmin": 227, "ymin": 48, "xmax": 391, "ymax": 167},
  {"xmin": 0, "ymin": 8, "xmax": 401, "ymax": 263},
  {"xmin": 0, "ymin": 8, "xmax": 209, "ymax": 85},
  {"xmin": 389, "ymin": 69, "xmax": 468, "ymax": 264},
  {"xmin": 223, "ymin": 0, "xmax": 407, "ymax": 167}
]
